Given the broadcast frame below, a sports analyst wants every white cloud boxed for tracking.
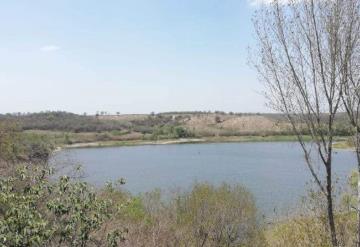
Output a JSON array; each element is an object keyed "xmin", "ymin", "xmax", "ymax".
[{"xmin": 40, "ymin": 45, "xmax": 61, "ymax": 52}]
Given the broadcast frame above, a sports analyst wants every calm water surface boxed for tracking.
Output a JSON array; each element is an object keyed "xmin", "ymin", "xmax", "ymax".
[{"xmin": 52, "ymin": 142, "xmax": 355, "ymax": 215}]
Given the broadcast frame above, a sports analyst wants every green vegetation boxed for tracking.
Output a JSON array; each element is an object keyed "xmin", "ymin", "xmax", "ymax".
[
  {"xmin": 0, "ymin": 112, "xmax": 126, "ymax": 132},
  {"xmin": 171, "ymin": 183, "xmax": 265, "ymax": 246},
  {"xmin": 150, "ymin": 125, "xmax": 194, "ymax": 140},
  {"xmin": 0, "ymin": 122, "xmax": 54, "ymax": 167},
  {"xmin": 111, "ymin": 182, "xmax": 265, "ymax": 246},
  {"xmin": 0, "ymin": 166, "xmax": 124, "ymax": 246},
  {"xmin": 1, "ymin": 166, "xmax": 359, "ymax": 246},
  {"xmin": 0, "ymin": 166, "xmax": 264, "ymax": 246}
]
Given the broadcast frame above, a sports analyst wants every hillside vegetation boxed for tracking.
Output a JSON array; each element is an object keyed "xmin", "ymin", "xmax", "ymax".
[
  {"xmin": 0, "ymin": 111, "xmax": 353, "ymax": 148},
  {"xmin": 0, "ymin": 111, "xmax": 288, "ymax": 134}
]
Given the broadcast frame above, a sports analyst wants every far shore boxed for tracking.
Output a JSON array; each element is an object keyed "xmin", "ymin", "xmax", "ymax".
[
  {"xmin": 59, "ymin": 135, "xmax": 352, "ymax": 150},
  {"xmin": 52, "ymin": 135, "xmax": 354, "ymax": 151}
]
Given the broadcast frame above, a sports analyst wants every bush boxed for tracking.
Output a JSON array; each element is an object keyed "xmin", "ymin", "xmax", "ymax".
[
  {"xmin": 266, "ymin": 172, "xmax": 359, "ymax": 247},
  {"xmin": 0, "ymin": 166, "xmax": 125, "ymax": 247},
  {"xmin": 173, "ymin": 126, "xmax": 191, "ymax": 138},
  {"xmin": 174, "ymin": 183, "xmax": 265, "ymax": 246},
  {"xmin": 150, "ymin": 126, "xmax": 193, "ymax": 140},
  {"xmin": 21, "ymin": 134, "xmax": 54, "ymax": 163},
  {"xmin": 122, "ymin": 183, "xmax": 265, "ymax": 247},
  {"xmin": 0, "ymin": 121, "xmax": 21, "ymax": 164}
]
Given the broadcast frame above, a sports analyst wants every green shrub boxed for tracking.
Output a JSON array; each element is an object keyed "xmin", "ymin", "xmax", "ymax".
[
  {"xmin": 174, "ymin": 183, "xmax": 265, "ymax": 246},
  {"xmin": 0, "ymin": 166, "xmax": 125, "ymax": 247},
  {"xmin": 150, "ymin": 125, "xmax": 193, "ymax": 140},
  {"xmin": 0, "ymin": 121, "xmax": 22, "ymax": 164}
]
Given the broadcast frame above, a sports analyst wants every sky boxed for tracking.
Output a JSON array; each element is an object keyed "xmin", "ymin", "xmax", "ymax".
[{"xmin": 0, "ymin": 0, "xmax": 268, "ymax": 114}]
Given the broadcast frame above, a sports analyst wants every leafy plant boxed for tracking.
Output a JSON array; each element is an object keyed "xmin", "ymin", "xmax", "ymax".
[{"xmin": 0, "ymin": 166, "xmax": 125, "ymax": 247}]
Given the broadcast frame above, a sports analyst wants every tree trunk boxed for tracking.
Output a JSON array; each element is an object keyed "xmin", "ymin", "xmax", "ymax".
[
  {"xmin": 356, "ymin": 131, "xmax": 360, "ymax": 247},
  {"xmin": 326, "ymin": 163, "xmax": 338, "ymax": 247},
  {"xmin": 357, "ymin": 175, "xmax": 360, "ymax": 247}
]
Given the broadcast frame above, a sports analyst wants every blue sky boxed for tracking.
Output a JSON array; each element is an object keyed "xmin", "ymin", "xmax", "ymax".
[{"xmin": 0, "ymin": 0, "xmax": 266, "ymax": 114}]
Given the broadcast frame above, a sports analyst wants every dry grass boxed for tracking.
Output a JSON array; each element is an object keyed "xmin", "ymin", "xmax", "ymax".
[{"xmin": 183, "ymin": 114, "xmax": 289, "ymax": 136}]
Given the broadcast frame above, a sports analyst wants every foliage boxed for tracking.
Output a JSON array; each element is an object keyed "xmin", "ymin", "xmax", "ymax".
[
  {"xmin": 21, "ymin": 133, "xmax": 54, "ymax": 163},
  {"xmin": 173, "ymin": 183, "xmax": 265, "ymax": 246},
  {"xmin": 120, "ymin": 183, "xmax": 266, "ymax": 247},
  {"xmin": 0, "ymin": 166, "xmax": 125, "ymax": 247},
  {"xmin": 150, "ymin": 125, "xmax": 193, "ymax": 140},
  {"xmin": 0, "ymin": 121, "xmax": 55, "ymax": 169},
  {"xmin": 0, "ymin": 121, "xmax": 21, "ymax": 163},
  {"xmin": 0, "ymin": 112, "xmax": 126, "ymax": 133}
]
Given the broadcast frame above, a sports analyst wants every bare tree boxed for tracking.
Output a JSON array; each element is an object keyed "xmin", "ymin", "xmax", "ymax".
[
  {"xmin": 340, "ymin": 1, "xmax": 360, "ymax": 245},
  {"xmin": 251, "ymin": 0, "xmax": 360, "ymax": 246}
]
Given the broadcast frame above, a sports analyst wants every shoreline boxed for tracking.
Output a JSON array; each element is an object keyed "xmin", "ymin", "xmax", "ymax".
[
  {"xmin": 55, "ymin": 135, "xmax": 355, "ymax": 150},
  {"xmin": 61, "ymin": 135, "xmax": 315, "ymax": 149}
]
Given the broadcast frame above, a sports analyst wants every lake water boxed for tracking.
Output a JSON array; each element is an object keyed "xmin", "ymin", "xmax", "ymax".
[{"xmin": 52, "ymin": 142, "xmax": 356, "ymax": 215}]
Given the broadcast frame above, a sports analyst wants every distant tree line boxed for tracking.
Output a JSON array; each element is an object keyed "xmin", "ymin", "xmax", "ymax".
[{"xmin": 0, "ymin": 112, "xmax": 127, "ymax": 133}]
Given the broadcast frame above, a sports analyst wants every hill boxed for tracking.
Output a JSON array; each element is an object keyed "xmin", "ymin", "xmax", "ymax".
[
  {"xmin": 0, "ymin": 111, "xmax": 290, "ymax": 134},
  {"xmin": 0, "ymin": 111, "xmax": 352, "ymax": 147}
]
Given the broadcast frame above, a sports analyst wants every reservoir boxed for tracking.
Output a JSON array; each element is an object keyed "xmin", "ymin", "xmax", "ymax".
[{"xmin": 52, "ymin": 142, "xmax": 355, "ymax": 215}]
